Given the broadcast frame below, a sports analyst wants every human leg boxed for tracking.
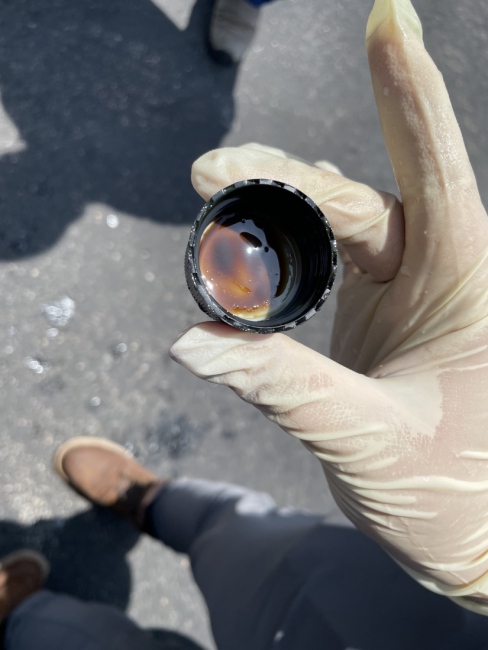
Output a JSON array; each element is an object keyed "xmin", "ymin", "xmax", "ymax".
[
  {"xmin": 56, "ymin": 437, "xmax": 488, "ymax": 650},
  {"xmin": 54, "ymin": 438, "xmax": 324, "ymax": 650},
  {"xmin": 147, "ymin": 478, "xmax": 324, "ymax": 650},
  {"xmin": 0, "ymin": 547, "xmax": 159, "ymax": 650},
  {"xmin": 4, "ymin": 589, "xmax": 159, "ymax": 650},
  {"xmin": 146, "ymin": 480, "xmax": 488, "ymax": 650}
]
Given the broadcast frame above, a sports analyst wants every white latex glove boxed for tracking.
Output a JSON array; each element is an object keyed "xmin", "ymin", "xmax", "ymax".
[{"xmin": 171, "ymin": 0, "xmax": 488, "ymax": 613}]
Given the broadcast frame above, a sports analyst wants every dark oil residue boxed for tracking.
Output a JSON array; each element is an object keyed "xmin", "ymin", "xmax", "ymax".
[{"xmin": 198, "ymin": 213, "xmax": 301, "ymax": 320}]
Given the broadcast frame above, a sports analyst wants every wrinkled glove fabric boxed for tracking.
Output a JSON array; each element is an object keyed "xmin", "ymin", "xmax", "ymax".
[{"xmin": 171, "ymin": 0, "xmax": 488, "ymax": 615}]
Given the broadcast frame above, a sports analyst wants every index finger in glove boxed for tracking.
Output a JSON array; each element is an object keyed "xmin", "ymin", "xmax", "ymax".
[
  {"xmin": 366, "ymin": 0, "xmax": 488, "ymax": 275},
  {"xmin": 192, "ymin": 144, "xmax": 404, "ymax": 282}
]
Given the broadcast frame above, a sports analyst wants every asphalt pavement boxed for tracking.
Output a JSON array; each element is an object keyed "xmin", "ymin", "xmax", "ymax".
[{"xmin": 0, "ymin": 0, "xmax": 487, "ymax": 647}]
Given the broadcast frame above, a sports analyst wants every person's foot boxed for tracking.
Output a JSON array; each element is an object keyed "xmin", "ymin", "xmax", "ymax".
[
  {"xmin": 209, "ymin": 0, "xmax": 260, "ymax": 65},
  {"xmin": 0, "ymin": 550, "xmax": 50, "ymax": 621},
  {"xmin": 54, "ymin": 437, "xmax": 167, "ymax": 530}
]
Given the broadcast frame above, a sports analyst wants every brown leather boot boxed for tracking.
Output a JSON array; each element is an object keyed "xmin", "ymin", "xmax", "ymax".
[
  {"xmin": 0, "ymin": 550, "xmax": 50, "ymax": 621},
  {"xmin": 54, "ymin": 437, "xmax": 167, "ymax": 530}
]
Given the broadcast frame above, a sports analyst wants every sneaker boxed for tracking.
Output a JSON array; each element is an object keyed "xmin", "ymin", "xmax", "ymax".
[
  {"xmin": 0, "ymin": 550, "xmax": 50, "ymax": 621},
  {"xmin": 54, "ymin": 437, "xmax": 167, "ymax": 530},
  {"xmin": 209, "ymin": 0, "xmax": 260, "ymax": 65}
]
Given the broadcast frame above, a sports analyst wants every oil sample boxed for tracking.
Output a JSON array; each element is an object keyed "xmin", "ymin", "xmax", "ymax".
[
  {"xmin": 198, "ymin": 213, "xmax": 301, "ymax": 320},
  {"xmin": 186, "ymin": 180, "xmax": 337, "ymax": 333}
]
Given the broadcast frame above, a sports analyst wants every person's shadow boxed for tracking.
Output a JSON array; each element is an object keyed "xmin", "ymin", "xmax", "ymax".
[
  {"xmin": 0, "ymin": 0, "xmax": 237, "ymax": 259},
  {"xmin": 0, "ymin": 508, "xmax": 138, "ymax": 609},
  {"xmin": 0, "ymin": 508, "xmax": 205, "ymax": 649}
]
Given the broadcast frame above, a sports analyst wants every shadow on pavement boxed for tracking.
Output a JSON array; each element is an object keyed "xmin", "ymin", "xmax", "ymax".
[
  {"xmin": 0, "ymin": 507, "xmax": 139, "ymax": 609},
  {"xmin": 0, "ymin": 0, "xmax": 237, "ymax": 259},
  {"xmin": 0, "ymin": 507, "xmax": 206, "ymax": 649}
]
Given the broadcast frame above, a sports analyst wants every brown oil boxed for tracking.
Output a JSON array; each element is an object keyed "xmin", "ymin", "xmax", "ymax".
[{"xmin": 198, "ymin": 213, "xmax": 301, "ymax": 320}]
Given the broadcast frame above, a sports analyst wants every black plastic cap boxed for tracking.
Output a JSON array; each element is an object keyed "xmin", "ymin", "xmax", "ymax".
[{"xmin": 185, "ymin": 179, "xmax": 337, "ymax": 334}]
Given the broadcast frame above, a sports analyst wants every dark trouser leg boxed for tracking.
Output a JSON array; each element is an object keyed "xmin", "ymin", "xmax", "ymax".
[
  {"xmin": 147, "ymin": 478, "xmax": 329, "ymax": 650},
  {"xmin": 4, "ymin": 590, "xmax": 159, "ymax": 650},
  {"xmin": 147, "ymin": 478, "xmax": 488, "ymax": 650}
]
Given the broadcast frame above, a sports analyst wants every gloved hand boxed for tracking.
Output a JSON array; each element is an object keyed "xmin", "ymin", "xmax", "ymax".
[{"xmin": 171, "ymin": 0, "xmax": 488, "ymax": 613}]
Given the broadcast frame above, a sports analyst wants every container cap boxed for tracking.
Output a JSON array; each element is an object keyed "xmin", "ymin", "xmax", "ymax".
[{"xmin": 185, "ymin": 179, "xmax": 337, "ymax": 334}]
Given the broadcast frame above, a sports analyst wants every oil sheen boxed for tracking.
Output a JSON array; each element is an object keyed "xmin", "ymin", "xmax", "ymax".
[{"xmin": 198, "ymin": 214, "xmax": 301, "ymax": 320}]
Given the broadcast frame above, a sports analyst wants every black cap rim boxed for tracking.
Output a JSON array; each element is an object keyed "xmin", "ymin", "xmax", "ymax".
[{"xmin": 186, "ymin": 179, "xmax": 337, "ymax": 334}]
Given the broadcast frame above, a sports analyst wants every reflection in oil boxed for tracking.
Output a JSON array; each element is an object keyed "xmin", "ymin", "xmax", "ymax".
[{"xmin": 198, "ymin": 214, "xmax": 301, "ymax": 320}]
